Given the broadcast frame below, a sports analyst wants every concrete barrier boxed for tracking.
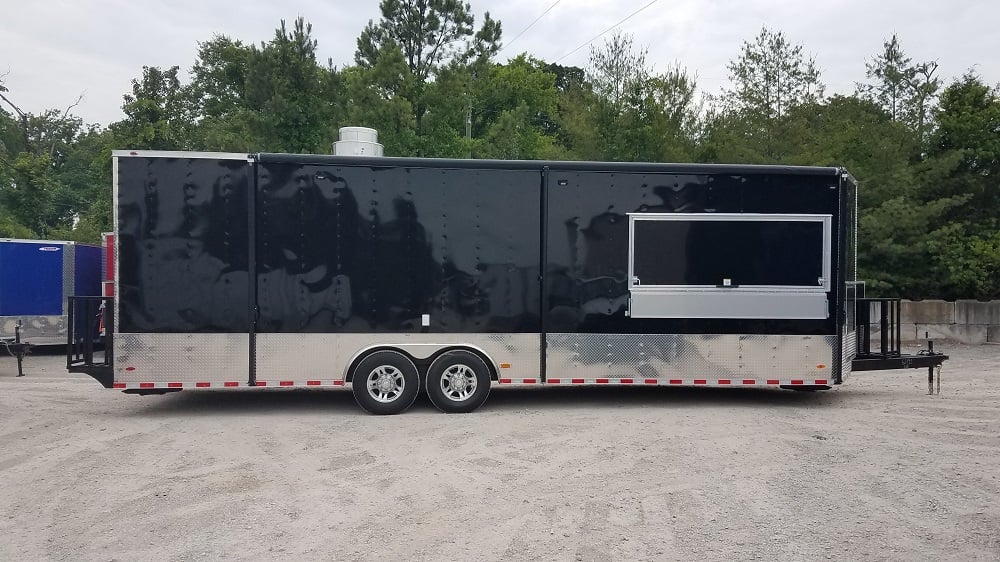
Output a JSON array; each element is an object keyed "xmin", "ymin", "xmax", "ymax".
[{"xmin": 867, "ymin": 299, "xmax": 1000, "ymax": 344}]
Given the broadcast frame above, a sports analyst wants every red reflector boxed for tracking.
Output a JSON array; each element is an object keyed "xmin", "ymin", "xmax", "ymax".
[
  {"xmin": 306, "ymin": 380, "xmax": 321, "ymax": 386},
  {"xmin": 523, "ymin": 378, "xmax": 537, "ymax": 384},
  {"xmin": 693, "ymin": 379, "xmax": 707, "ymax": 385},
  {"xmin": 113, "ymin": 383, "xmax": 126, "ymax": 389},
  {"xmin": 596, "ymin": 378, "xmax": 609, "ymax": 384},
  {"xmin": 333, "ymin": 380, "xmax": 344, "ymax": 386},
  {"xmin": 620, "ymin": 379, "xmax": 633, "ymax": 384},
  {"xmin": 571, "ymin": 378, "xmax": 585, "ymax": 384},
  {"xmin": 167, "ymin": 382, "xmax": 183, "ymax": 388},
  {"xmin": 499, "ymin": 378, "xmax": 512, "ymax": 384},
  {"xmin": 548, "ymin": 378, "xmax": 560, "ymax": 384},
  {"xmin": 195, "ymin": 382, "xmax": 211, "ymax": 388},
  {"xmin": 718, "ymin": 379, "xmax": 731, "ymax": 385},
  {"xmin": 644, "ymin": 379, "xmax": 657, "ymax": 384},
  {"xmin": 669, "ymin": 379, "xmax": 682, "ymax": 384},
  {"xmin": 279, "ymin": 380, "xmax": 294, "ymax": 386},
  {"xmin": 815, "ymin": 379, "xmax": 828, "ymax": 385},
  {"xmin": 224, "ymin": 381, "xmax": 239, "ymax": 387},
  {"xmin": 743, "ymin": 379, "xmax": 756, "ymax": 385},
  {"xmin": 139, "ymin": 382, "xmax": 154, "ymax": 389},
  {"xmin": 124, "ymin": 367, "xmax": 136, "ymax": 372},
  {"xmin": 767, "ymin": 379, "xmax": 780, "ymax": 385},
  {"xmin": 255, "ymin": 381, "xmax": 267, "ymax": 386},
  {"xmin": 791, "ymin": 379, "xmax": 804, "ymax": 385}
]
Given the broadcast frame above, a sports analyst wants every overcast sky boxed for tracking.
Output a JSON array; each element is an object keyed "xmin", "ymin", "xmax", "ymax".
[{"xmin": 1, "ymin": 0, "xmax": 997, "ymax": 126}]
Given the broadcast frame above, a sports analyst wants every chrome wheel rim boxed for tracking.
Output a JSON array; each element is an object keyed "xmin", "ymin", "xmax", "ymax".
[
  {"xmin": 366, "ymin": 365, "xmax": 405, "ymax": 403},
  {"xmin": 439, "ymin": 364, "xmax": 477, "ymax": 402}
]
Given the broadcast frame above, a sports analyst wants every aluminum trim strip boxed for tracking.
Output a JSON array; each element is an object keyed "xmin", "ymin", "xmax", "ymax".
[
  {"xmin": 111, "ymin": 150, "xmax": 251, "ymax": 160},
  {"xmin": 0, "ymin": 239, "xmax": 100, "ymax": 246}
]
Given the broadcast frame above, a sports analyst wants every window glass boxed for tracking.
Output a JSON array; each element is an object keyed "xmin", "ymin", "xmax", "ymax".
[{"xmin": 633, "ymin": 219, "xmax": 824, "ymax": 287}]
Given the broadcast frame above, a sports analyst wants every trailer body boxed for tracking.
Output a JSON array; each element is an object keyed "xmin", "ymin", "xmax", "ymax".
[
  {"xmin": 0, "ymin": 239, "xmax": 102, "ymax": 344},
  {"xmin": 71, "ymin": 150, "xmax": 876, "ymax": 412}
]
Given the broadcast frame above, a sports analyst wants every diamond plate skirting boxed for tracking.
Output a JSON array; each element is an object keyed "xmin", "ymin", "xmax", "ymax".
[
  {"xmin": 841, "ymin": 330, "xmax": 857, "ymax": 382},
  {"xmin": 254, "ymin": 333, "xmax": 542, "ymax": 382},
  {"xmin": 545, "ymin": 333, "xmax": 836, "ymax": 381},
  {"xmin": 115, "ymin": 333, "xmax": 250, "ymax": 383}
]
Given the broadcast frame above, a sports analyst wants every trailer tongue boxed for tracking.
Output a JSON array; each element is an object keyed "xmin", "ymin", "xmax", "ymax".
[{"xmin": 851, "ymin": 297, "xmax": 948, "ymax": 394}]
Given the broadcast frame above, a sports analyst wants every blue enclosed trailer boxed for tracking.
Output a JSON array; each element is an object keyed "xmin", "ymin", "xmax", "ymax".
[{"xmin": 0, "ymin": 239, "xmax": 102, "ymax": 345}]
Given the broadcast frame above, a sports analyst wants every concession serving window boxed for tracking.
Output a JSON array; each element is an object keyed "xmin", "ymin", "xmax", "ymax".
[{"xmin": 627, "ymin": 213, "xmax": 832, "ymax": 319}]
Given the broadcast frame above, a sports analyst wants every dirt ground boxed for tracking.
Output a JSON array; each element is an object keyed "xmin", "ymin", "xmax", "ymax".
[{"xmin": 1, "ymin": 344, "xmax": 998, "ymax": 561}]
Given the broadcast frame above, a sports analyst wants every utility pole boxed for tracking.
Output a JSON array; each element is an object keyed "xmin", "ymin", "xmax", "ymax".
[{"xmin": 466, "ymin": 97, "xmax": 473, "ymax": 159}]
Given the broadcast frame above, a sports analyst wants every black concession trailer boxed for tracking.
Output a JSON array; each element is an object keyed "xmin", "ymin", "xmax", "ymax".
[{"xmin": 67, "ymin": 150, "xmax": 946, "ymax": 414}]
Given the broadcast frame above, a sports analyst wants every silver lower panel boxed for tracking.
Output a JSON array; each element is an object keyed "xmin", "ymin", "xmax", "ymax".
[
  {"xmin": 629, "ymin": 290, "xmax": 829, "ymax": 320},
  {"xmin": 546, "ymin": 333, "xmax": 836, "ymax": 381},
  {"xmin": 255, "ymin": 333, "xmax": 542, "ymax": 381},
  {"xmin": 115, "ymin": 333, "xmax": 250, "ymax": 383},
  {"xmin": 1, "ymin": 315, "xmax": 67, "ymax": 345}
]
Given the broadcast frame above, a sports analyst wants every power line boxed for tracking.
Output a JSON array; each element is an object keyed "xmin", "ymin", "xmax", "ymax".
[
  {"xmin": 500, "ymin": 0, "xmax": 563, "ymax": 55},
  {"xmin": 555, "ymin": 0, "xmax": 659, "ymax": 63}
]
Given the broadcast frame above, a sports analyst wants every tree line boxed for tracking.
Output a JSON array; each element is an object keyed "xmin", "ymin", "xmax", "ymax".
[{"xmin": 1, "ymin": 1, "xmax": 998, "ymax": 299}]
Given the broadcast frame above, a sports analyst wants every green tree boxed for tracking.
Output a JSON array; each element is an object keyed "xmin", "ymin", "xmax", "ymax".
[
  {"xmin": 244, "ymin": 18, "xmax": 344, "ymax": 153},
  {"xmin": 471, "ymin": 55, "xmax": 559, "ymax": 159},
  {"xmin": 723, "ymin": 26, "xmax": 823, "ymax": 120},
  {"xmin": 342, "ymin": 45, "xmax": 419, "ymax": 156},
  {"xmin": 858, "ymin": 34, "xmax": 940, "ymax": 144},
  {"xmin": 110, "ymin": 65, "xmax": 193, "ymax": 150},
  {"xmin": 916, "ymin": 73, "xmax": 1000, "ymax": 298},
  {"xmin": 578, "ymin": 33, "xmax": 700, "ymax": 162},
  {"xmin": 704, "ymin": 27, "xmax": 824, "ymax": 164},
  {"xmin": 188, "ymin": 35, "xmax": 256, "ymax": 151},
  {"xmin": 356, "ymin": 0, "xmax": 501, "ymax": 133}
]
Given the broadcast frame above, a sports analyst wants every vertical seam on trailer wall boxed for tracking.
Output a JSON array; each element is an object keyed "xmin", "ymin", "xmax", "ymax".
[
  {"xmin": 62, "ymin": 243, "xmax": 75, "ymax": 316},
  {"xmin": 834, "ymin": 171, "xmax": 845, "ymax": 383},
  {"xmin": 539, "ymin": 166, "xmax": 549, "ymax": 382},
  {"xmin": 248, "ymin": 155, "xmax": 258, "ymax": 386},
  {"xmin": 113, "ymin": 156, "xmax": 120, "ymax": 338}
]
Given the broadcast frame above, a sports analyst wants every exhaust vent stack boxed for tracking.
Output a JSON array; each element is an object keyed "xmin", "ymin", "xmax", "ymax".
[{"xmin": 333, "ymin": 127, "xmax": 383, "ymax": 157}]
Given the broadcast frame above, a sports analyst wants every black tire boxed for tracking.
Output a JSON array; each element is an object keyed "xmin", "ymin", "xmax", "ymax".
[
  {"xmin": 424, "ymin": 350, "xmax": 492, "ymax": 414},
  {"xmin": 351, "ymin": 350, "xmax": 420, "ymax": 415}
]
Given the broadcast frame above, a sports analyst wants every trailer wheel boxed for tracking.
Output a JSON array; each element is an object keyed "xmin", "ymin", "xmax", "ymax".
[
  {"xmin": 352, "ymin": 350, "xmax": 420, "ymax": 415},
  {"xmin": 424, "ymin": 350, "xmax": 491, "ymax": 413}
]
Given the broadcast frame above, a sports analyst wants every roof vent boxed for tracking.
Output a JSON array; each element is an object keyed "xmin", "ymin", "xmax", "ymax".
[{"xmin": 333, "ymin": 127, "xmax": 383, "ymax": 157}]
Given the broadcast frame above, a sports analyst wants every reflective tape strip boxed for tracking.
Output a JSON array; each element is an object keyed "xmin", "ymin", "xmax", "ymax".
[
  {"xmin": 502, "ymin": 379, "xmax": 824, "ymax": 387},
  {"xmin": 110, "ymin": 378, "xmax": 825, "ymax": 389},
  {"xmin": 110, "ymin": 380, "xmax": 346, "ymax": 390}
]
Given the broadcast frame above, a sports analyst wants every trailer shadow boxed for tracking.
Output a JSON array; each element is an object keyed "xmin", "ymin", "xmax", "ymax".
[{"xmin": 122, "ymin": 384, "xmax": 846, "ymax": 418}]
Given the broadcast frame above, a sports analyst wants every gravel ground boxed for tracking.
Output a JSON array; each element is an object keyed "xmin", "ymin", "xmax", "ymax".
[{"xmin": 1, "ymin": 344, "xmax": 998, "ymax": 561}]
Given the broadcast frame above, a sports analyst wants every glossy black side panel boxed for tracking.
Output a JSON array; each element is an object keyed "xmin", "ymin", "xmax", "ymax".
[
  {"xmin": 118, "ymin": 157, "xmax": 250, "ymax": 332},
  {"xmin": 255, "ymin": 163, "xmax": 541, "ymax": 333},
  {"xmin": 545, "ymin": 171, "xmax": 840, "ymax": 334}
]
